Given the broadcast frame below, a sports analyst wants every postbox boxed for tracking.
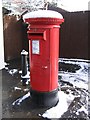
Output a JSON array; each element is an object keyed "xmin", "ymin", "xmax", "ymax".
[{"xmin": 24, "ymin": 10, "xmax": 64, "ymax": 107}]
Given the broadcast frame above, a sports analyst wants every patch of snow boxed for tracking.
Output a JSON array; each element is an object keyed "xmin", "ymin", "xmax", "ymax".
[
  {"xmin": 59, "ymin": 58, "xmax": 90, "ymax": 63},
  {"xmin": 23, "ymin": 10, "xmax": 63, "ymax": 19},
  {"xmin": 21, "ymin": 78, "xmax": 30, "ymax": 85},
  {"xmin": 59, "ymin": 72, "xmax": 88, "ymax": 89},
  {"xmin": 5, "ymin": 67, "xmax": 8, "ymax": 70},
  {"xmin": 26, "ymin": 79, "xmax": 30, "ymax": 85},
  {"xmin": 21, "ymin": 50, "xmax": 28, "ymax": 55},
  {"xmin": 8, "ymin": 69, "xmax": 18, "ymax": 76},
  {"xmin": 76, "ymin": 106, "xmax": 88, "ymax": 115},
  {"xmin": 12, "ymin": 92, "xmax": 30, "ymax": 106},
  {"xmin": 39, "ymin": 91, "xmax": 75, "ymax": 119},
  {"xmin": 39, "ymin": 58, "xmax": 89, "ymax": 119},
  {"xmin": 58, "ymin": 58, "xmax": 89, "ymax": 89},
  {"xmin": 66, "ymin": 92, "xmax": 79, "ymax": 105},
  {"xmin": 14, "ymin": 87, "xmax": 29, "ymax": 92},
  {"xmin": 21, "ymin": 71, "xmax": 30, "ymax": 79},
  {"xmin": 19, "ymin": 70, "xmax": 22, "ymax": 74},
  {"xmin": 11, "ymin": 3, "xmax": 18, "ymax": 8},
  {"xmin": 4, "ymin": 62, "xmax": 9, "ymax": 70},
  {"xmin": 14, "ymin": 87, "xmax": 22, "ymax": 91},
  {"xmin": 23, "ymin": 88, "xmax": 29, "ymax": 92},
  {"xmin": 4, "ymin": 62, "xmax": 9, "ymax": 66}
]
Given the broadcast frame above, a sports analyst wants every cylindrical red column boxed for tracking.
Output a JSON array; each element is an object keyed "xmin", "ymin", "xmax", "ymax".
[{"xmin": 24, "ymin": 10, "xmax": 64, "ymax": 107}]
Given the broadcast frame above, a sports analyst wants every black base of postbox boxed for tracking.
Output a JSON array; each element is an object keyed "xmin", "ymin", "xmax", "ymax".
[{"xmin": 30, "ymin": 88, "xmax": 59, "ymax": 107}]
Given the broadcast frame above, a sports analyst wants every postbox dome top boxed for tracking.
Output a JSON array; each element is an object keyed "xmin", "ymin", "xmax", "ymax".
[{"xmin": 23, "ymin": 10, "xmax": 63, "ymax": 19}]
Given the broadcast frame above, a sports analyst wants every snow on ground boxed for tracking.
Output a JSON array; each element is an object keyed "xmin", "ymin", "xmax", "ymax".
[
  {"xmin": 8, "ymin": 69, "xmax": 18, "ymax": 76},
  {"xmin": 21, "ymin": 71, "xmax": 30, "ymax": 79},
  {"xmin": 39, "ymin": 91, "xmax": 75, "ymax": 119},
  {"xmin": 76, "ymin": 106, "xmax": 88, "ymax": 116},
  {"xmin": 11, "ymin": 58, "xmax": 89, "ymax": 119},
  {"xmin": 39, "ymin": 58, "xmax": 90, "ymax": 119},
  {"xmin": 12, "ymin": 92, "xmax": 30, "ymax": 106},
  {"xmin": 14, "ymin": 87, "xmax": 22, "ymax": 91},
  {"xmin": 58, "ymin": 58, "xmax": 89, "ymax": 89}
]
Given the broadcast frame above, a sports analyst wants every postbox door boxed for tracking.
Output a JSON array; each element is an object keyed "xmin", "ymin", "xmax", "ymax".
[{"xmin": 29, "ymin": 29, "xmax": 50, "ymax": 92}]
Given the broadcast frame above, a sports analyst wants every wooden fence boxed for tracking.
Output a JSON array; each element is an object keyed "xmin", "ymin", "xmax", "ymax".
[{"xmin": 49, "ymin": 6, "xmax": 88, "ymax": 60}]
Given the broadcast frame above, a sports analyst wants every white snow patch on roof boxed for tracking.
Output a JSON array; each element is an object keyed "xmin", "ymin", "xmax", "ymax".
[{"xmin": 23, "ymin": 10, "xmax": 63, "ymax": 19}]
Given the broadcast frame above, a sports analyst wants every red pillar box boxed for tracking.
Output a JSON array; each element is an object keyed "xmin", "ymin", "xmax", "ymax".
[{"xmin": 24, "ymin": 10, "xmax": 64, "ymax": 107}]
